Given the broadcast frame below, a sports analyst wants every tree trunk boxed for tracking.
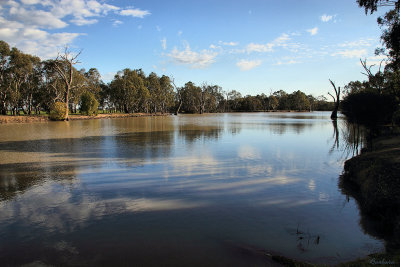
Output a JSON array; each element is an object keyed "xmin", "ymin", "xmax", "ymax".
[{"xmin": 175, "ymin": 101, "xmax": 182, "ymax": 115}]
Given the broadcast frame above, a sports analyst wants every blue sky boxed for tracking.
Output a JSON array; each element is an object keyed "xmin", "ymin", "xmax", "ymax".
[{"xmin": 0, "ymin": 0, "xmax": 387, "ymax": 97}]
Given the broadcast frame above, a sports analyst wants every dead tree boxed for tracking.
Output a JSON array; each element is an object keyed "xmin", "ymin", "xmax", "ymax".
[
  {"xmin": 328, "ymin": 79, "xmax": 341, "ymax": 120},
  {"xmin": 53, "ymin": 47, "xmax": 81, "ymax": 120},
  {"xmin": 360, "ymin": 58, "xmax": 385, "ymax": 94}
]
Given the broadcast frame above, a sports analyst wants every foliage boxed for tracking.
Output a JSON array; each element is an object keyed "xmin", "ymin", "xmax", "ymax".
[
  {"xmin": 341, "ymin": 91, "xmax": 397, "ymax": 126},
  {"xmin": 357, "ymin": 0, "xmax": 400, "ymax": 69},
  {"xmin": 80, "ymin": 91, "xmax": 99, "ymax": 116},
  {"xmin": 49, "ymin": 101, "xmax": 67, "ymax": 121}
]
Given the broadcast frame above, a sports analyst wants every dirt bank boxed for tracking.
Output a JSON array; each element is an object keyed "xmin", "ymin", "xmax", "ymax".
[{"xmin": 0, "ymin": 113, "xmax": 170, "ymax": 124}]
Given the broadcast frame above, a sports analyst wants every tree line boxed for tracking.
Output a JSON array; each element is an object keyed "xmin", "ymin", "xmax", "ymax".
[{"xmin": 0, "ymin": 40, "xmax": 333, "ymax": 120}]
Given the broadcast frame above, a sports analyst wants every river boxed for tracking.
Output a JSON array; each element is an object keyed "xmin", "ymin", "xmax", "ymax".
[{"xmin": 0, "ymin": 112, "xmax": 383, "ymax": 266}]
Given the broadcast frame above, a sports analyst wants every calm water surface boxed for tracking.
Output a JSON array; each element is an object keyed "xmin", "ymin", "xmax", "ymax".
[{"xmin": 0, "ymin": 112, "xmax": 382, "ymax": 266}]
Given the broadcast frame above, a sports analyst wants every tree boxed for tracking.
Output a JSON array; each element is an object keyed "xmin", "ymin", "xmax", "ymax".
[
  {"xmin": 52, "ymin": 48, "xmax": 81, "ymax": 120},
  {"xmin": 180, "ymin": 81, "xmax": 201, "ymax": 113},
  {"xmin": 288, "ymin": 90, "xmax": 310, "ymax": 111},
  {"xmin": 159, "ymin": 75, "xmax": 175, "ymax": 113},
  {"xmin": 0, "ymin": 41, "xmax": 10, "ymax": 115},
  {"xmin": 268, "ymin": 95, "xmax": 279, "ymax": 110},
  {"xmin": 80, "ymin": 91, "xmax": 99, "ymax": 116},
  {"xmin": 147, "ymin": 72, "xmax": 162, "ymax": 113},
  {"xmin": 109, "ymin": 69, "xmax": 149, "ymax": 113},
  {"xmin": 357, "ymin": 0, "xmax": 400, "ymax": 69},
  {"xmin": 328, "ymin": 80, "xmax": 341, "ymax": 120}
]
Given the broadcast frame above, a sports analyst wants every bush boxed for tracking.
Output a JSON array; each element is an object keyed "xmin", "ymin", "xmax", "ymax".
[
  {"xmin": 49, "ymin": 102, "xmax": 66, "ymax": 121},
  {"xmin": 341, "ymin": 91, "xmax": 398, "ymax": 127},
  {"xmin": 393, "ymin": 109, "xmax": 400, "ymax": 125},
  {"xmin": 80, "ymin": 91, "xmax": 99, "ymax": 116}
]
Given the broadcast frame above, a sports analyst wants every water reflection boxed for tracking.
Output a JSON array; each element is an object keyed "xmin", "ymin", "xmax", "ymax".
[{"xmin": 0, "ymin": 112, "xmax": 384, "ymax": 265}]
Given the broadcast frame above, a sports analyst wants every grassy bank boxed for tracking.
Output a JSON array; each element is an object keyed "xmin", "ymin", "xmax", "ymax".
[{"xmin": 0, "ymin": 113, "xmax": 170, "ymax": 124}]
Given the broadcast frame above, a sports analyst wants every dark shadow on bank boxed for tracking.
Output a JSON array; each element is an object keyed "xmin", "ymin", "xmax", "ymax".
[{"xmin": 337, "ymin": 123, "xmax": 400, "ymax": 258}]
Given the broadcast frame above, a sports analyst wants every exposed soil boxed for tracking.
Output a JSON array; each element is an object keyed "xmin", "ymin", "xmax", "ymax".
[{"xmin": 0, "ymin": 113, "xmax": 170, "ymax": 124}]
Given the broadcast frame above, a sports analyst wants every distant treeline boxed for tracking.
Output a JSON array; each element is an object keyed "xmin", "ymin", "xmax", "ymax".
[{"xmin": 0, "ymin": 40, "xmax": 333, "ymax": 118}]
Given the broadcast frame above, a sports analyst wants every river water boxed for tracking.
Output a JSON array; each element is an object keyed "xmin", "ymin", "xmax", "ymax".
[{"xmin": 0, "ymin": 112, "xmax": 382, "ymax": 266}]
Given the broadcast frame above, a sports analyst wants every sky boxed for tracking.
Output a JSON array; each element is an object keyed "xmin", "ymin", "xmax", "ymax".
[{"xmin": 0, "ymin": 0, "xmax": 389, "ymax": 97}]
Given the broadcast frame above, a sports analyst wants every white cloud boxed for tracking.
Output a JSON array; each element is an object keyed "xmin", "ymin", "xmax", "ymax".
[
  {"xmin": 70, "ymin": 17, "xmax": 98, "ymax": 26},
  {"xmin": 246, "ymin": 33, "xmax": 291, "ymax": 53},
  {"xmin": 0, "ymin": 0, "xmax": 150, "ymax": 59},
  {"xmin": 161, "ymin": 38, "xmax": 167, "ymax": 50},
  {"xmin": 307, "ymin": 27, "xmax": 318, "ymax": 36},
  {"xmin": 9, "ymin": 6, "xmax": 68, "ymax": 29},
  {"xmin": 167, "ymin": 44, "xmax": 218, "ymax": 68},
  {"xmin": 178, "ymin": 30, "xmax": 183, "ymax": 36},
  {"xmin": 367, "ymin": 55, "xmax": 388, "ymax": 65},
  {"xmin": 119, "ymin": 8, "xmax": 150, "ymax": 18},
  {"xmin": 219, "ymin": 41, "xmax": 238, "ymax": 46},
  {"xmin": 320, "ymin": 14, "xmax": 333, "ymax": 22},
  {"xmin": 236, "ymin": 59, "xmax": 262, "ymax": 71},
  {"xmin": 332, "ymin": 49, "xmax": 368, "ymax": 58},
  {"xmin": 339, "ymin": 39, "xmax": 373, "ymax": 48},
  {"xmin": 274, "ymin": 59, "xmax": 300, "ymax": 65},
  {"xmin": 112, "ymin": 19, "xmax": 123, "ymax": 27},
  {"xmin": 246, "ymin": 42, "xmax": 273, "ymax": 53},
  {"xmin": 273, "ymin": 33, "xmax": 290, "ymax": 45}
]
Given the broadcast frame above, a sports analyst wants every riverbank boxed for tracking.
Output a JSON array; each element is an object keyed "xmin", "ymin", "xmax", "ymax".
[
  {"xmin": 339, "ymin": 132, "xmax": 400, "ymax": 265},
  {"xmin": 0, "ymin": 113, "xmax": 170, "ymax": 124}
]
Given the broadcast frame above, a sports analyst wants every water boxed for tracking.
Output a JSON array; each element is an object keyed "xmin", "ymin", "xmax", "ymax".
[{"xmin": 0, "ymin": 112, "xmax": 383, "ymax": 266}]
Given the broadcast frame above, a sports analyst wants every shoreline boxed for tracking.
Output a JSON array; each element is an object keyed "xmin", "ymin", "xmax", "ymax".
[
  {"xmin": 339, "ymin": 132, "xmax": 400, "ymax": 265},
  {"xmin": 0, "ymin": 113, "xmax": 171, "ymax": 124},
  {"xmin": 0, "ymin": 110, "xmax": 330, "ymax": 124}
]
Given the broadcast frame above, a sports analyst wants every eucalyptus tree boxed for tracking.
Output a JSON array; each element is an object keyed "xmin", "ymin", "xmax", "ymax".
[
  {"xmin": 109, "ymin": 68, "xmax": 149, "ymax": 113},
  {"xmin": 0, "ymin": 41, "xmax": 10, "ymax": 115},
  {"xmin": 84, "ymin": 68, "xmax": 102, "ymax": 97},
  {"xmin": 147, "ymin": 72, "xmax": 162, "ymax": 113},
  {"xmin": 52, "ymin": 48, "xmax": 81, "ymax": 120},
  {"xmin": 358, "ymin": 0, "xmax": 400, "ymax": 69},
  {"xmin": 41, "ymin": 60, "xmax": 66, "ymax": 111},
  {"xmin": 7, "ymin": 48, "xmax": 40, "ymax": 115},
  {"xmin": 159, "ymin": 75, "xmax": 175, "ymax": 113},
  {"xmin": 289, "ymin": 90, "xmax": 311, "ymax": 111},
  {"xmin": 181, "ymin": 81, "xmax": 201, "ymax": 113},
  {"xmin": 268, "ymin": 95, "xmax": 279, "ymax": 110},
  {"xmin": 227, "ymin": 90, "xmax": 242, "ymax": 111}
]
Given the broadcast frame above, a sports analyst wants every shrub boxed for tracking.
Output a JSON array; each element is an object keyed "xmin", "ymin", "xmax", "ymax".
[
  {"xmin": 393, "ymin": 109, "xmax": 400, "ymax": 125},
  {"xmin": 49, "ymin": 102, "xmax": 66, "ymax": 121},
  {"xmin": 80, "ymin": 91, "xmax": 99, "ymax": 116},
  {"xmin": 341, "ymin": 91, "xmax": 398, "ymax": 127}
]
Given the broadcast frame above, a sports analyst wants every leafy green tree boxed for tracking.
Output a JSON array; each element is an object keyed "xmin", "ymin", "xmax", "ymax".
[
  {"xmin": 0, "ymin": 41, "xmax": 10, "ymax": 115},
  {"xmin": 288, "ymin": 90, "xmax": 311, "ymax": 111},
  {"xmin": 109, "ymin": 69, "xmax": 150, "ymax": 113},
  {"xmin": 159, "ymin": 75, "xmax": 175, "ymax": 113},
  {"xmin": 180, "ymin": 82, "xmax": 201, "ymax": 113},
  {"xmin": 147, "ymin": 72, "xmax": 162, "ymax": 113},
  {"xmin": 268, "ymin": 95, "xmax": 279, "ymax": 110},
  {"xmin": 50, "ymin": 101, "xmax": 67, "ymax": 120},
  {"xmin": 80, "ymin": 91, "xmax": 99, "ymax": 116}
]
